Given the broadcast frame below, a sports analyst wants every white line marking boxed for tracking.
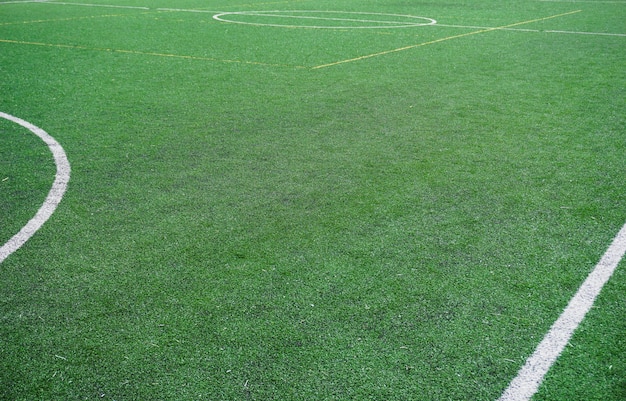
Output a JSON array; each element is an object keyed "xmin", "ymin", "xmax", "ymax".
[
  {"xmin": 7, "ymin": 2, "xmax": 624, "ymax": 36},
  {"xmin": 540, "ymin": 0, "xmax": 626, "ymax": 3},
  {"xmin": 213, "ymin": 10, "xmax": 436, "ymax": 29},
  {"xmin": 0, "ymin": 0, "xmax": 50, "ymax": 4},
  {"xmin": 219, "ymin": 11, "xmax": 427, "ymax": 26},
  {"xmin": 37, "ymin": 1, "xmax": 149, "ymax": 9},
  {"xmin": 435, "ymin": 23, "xmax": 626, "ymax": 37},
  {"xmin": 498, "ymin": 221, "xmax": 626, "ymax": 401},
  {"xmin": 543, "ymin": 29, "xmax": 626, "ymax": 36},
  {"xmin": 0, "ymin": 112, "xmax": 71, "ymax": 264}
]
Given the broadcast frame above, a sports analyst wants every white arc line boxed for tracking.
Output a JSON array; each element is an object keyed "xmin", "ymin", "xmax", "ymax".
[
  {"xmin": 220, "ymin": 12, "xmax": 425, "ymax": 26},
  {"xmin": 498, "ymin": 221, "xmax": 626, "ymax": 401},
  {"xmin": 0, "ymin": 112, "xmax": 71, "ymax": 264},
  {"xmin": 213, "ymin": 11, "xmax": 436, "ymax": 29}
]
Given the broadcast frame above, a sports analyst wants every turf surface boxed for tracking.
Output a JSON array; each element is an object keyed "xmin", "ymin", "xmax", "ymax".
[{"xmin": 1, "ymin": 1, "xmax": 625, "ymax": 400}]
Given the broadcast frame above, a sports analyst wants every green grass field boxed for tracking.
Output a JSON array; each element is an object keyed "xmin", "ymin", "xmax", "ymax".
[{"xmin": 1, "ymin": 1, "xmax": 625, "ymax": 399}]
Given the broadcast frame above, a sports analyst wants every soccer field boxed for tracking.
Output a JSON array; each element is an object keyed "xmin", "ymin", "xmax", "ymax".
[{"xmin": 1, "ymin": 1, "xmax": 625, "ymax": 399}]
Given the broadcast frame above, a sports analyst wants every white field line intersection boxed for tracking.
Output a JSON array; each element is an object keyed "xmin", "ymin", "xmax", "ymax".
[
  {"xmin": 3, "ymin": 0, "xmax": 425, "ymax": 27},
  {"xmin": 0, "ymin": 112, "xmax": 71, "ymax": 264},
  {"xmin": 499, "ymin": 221, "xmax": 626, "ymax": 400},
  {"xmin": 3, "ymin": 1, "xmax": 624, "ymax": 37}
]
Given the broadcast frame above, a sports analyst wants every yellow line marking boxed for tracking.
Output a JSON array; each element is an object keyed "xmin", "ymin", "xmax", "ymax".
[
  {"xmin": 312, "ymin": 10, "xmax": 582, "ymax": 69},
  {"xmin": 0, "ymin": 38, "xmax": 307, "ymax": 68}
]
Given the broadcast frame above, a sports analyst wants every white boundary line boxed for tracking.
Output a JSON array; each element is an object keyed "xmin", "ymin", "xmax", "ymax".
[
  {"xmin": 540, "ymin": 0, "xmax": 626, "ymax": 3},
  {"xmin": 0, "ymin": 112, "xmax": 71, "ymax": 264},
  {"xmin": 0, "ymin": 0, "xmax": 50, "ymax": 4},
  {"xmin": 37, "ymin": 1, "xmax": 148, "ymax": 9},
  {"xmin": 0, "ymin": 0, "xmax": 149, "ymax": 8},
  {"xmin": 542, "ymin": 29, "xmax": 626, "ymax": 36},
  {"xmin": 435, "ymin": 23, "xmax": 626, "ymax": 37},
  {"xmin": 498, "ymin": 221, "xmax": 626, "ymax": 400}
]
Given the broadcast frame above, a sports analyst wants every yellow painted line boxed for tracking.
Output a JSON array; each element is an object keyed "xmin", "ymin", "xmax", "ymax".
[
  {"xmin": 312, "ymin": 10, "xmax": 582, "ymax": 69},
  {"xmin": 0, "ymin": 38, "xmax": 307, "ymax": 68}
]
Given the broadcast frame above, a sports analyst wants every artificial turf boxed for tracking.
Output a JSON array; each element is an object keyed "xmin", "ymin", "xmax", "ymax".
[{"xmin": 1, "ymin": 1, "xmax": 624, "ymax": 399}]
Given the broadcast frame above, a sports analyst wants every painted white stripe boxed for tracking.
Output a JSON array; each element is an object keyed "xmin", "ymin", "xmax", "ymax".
[
  {"xmin": 0, "ymin": 112, "xmax": 71, "ymax": 264},
  {"xmin": 0, "ymin": 0, "xmax": 50, "ymax": 4},
  {"xmin": 498, "ymin": 221, "xmax": 626, "ymax": 401},
  {"xmin": 543, "ymin": 29, "xmax": 626, "ymax": 37},
  {"xmin": 540, "ymin": 0, "xmax": 626, "ymax": 3},
  {"xmin": 434, "ymin": 23, "xmax": 626, "ymax": 37},
  {"xmin": 41, "ymin": 1, "xmax": 149, "ymax": 9}
]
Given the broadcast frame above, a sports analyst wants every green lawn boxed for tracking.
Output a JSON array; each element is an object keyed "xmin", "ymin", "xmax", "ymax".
[{"xmin": 1, "ymin": 1, "xmax": 624, "ymax": 400}]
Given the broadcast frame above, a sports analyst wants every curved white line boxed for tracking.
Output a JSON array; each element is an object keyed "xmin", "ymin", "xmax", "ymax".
[
  {"xmin": 499, "ymin": 221, "xmax": 626, "ymax": 400},
  {"xmin": 0, "ymin": 112, "xmax": 71, "ymax": 264},
  {"xmin": 213, "ymin": 11, "xmax": 436, "ymax": 29}
]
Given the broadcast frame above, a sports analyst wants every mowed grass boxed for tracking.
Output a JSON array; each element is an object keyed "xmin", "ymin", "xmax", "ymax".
[{"xmin": 1, "ymin": 0, "xmax": 625, "ymax": 400}]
